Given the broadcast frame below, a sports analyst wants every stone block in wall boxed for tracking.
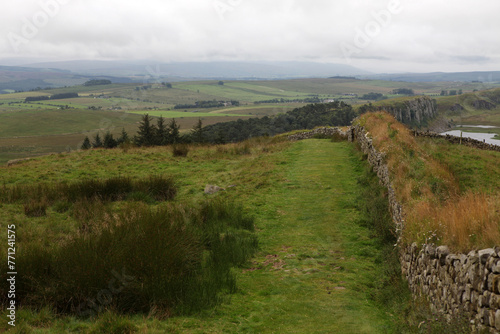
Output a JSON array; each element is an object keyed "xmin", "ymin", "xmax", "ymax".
[
  {"xmin": 480, "ymin": 248, "xmax": 496, "ymax": 265},
  {"xmin": 490, "ymin": 275, "xmax": 500, "ymax": 294},
  {"xmin": 451, "ymin": 283, "xmax": 459, "ymax": 300},
  {"xmin": 471, "ymin": 291, "xmax": 479, "ymax": 310},
  {"xmin": 479, "ymin": 291, "xmax": 491, "ymax": 308},
  {"xmin": 439, "ymin": 266, "xmax": 448, "ymax": 281},
  {"xmin": 425, "ymin": 244, "xmax": 437, "ymax": 258},
  {"xmin": 492, "ymin": 260, "xmax": 500, "ymax": 274},
  {"xmin": 464, "ymin": 284, "xmax": 472, "ymax": 302},
  {"xmin": 487, "ymin": 312, "xmax": 496, "ymax": 331},
  {"xmin": 487, "ymin": 256, "xmax": 499, "ymax": 272},
  {"xmin": 490, "ymin": 293, "xmax": 500, "ymax": 309},
  {"xmin": 487, "ymin": 309, "xmax": 496, "ymax": 328},
  {"xmin": 468, "ymin": 250, "xmax": 480, "ymax": 265},
  {"xmin": 446, "ymin": 254, "xmax": 462, "ymax": 267},
  {"xmin": 436, "ymin": 245, "xmax": 450, "ymax": 265},
  {"xmin": 495, "ymin": 310, "xmax": 500, "ymax": 331}
]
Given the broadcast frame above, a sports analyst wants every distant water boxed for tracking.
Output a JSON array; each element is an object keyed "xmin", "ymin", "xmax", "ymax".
[
  {"xmin": 456, "ymin": 125, "xmax": 498, "ymax": 129},
  {"xmin": 441, "ymin": 130, "xmax": 500, "ymax": 146}
]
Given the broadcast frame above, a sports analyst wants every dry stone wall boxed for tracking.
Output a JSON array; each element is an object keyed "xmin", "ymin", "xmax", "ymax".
[
  {"xmin": 347, "ymin": 125, "xmax": 405, "ymax": 237},
  {"xmin": 348, "ymin": 124, "xmax": 500, "ymax": 333}
]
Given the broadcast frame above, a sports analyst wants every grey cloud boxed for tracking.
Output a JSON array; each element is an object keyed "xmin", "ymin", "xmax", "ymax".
[{"xmin": 1, "ymin": 0, "xmax": 500, "ymax": 73}]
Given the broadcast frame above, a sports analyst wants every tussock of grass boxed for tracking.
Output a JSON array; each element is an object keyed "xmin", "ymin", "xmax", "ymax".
[
  {"xmin": 1, "ymin": 175, "xmax": 177, "ymax": 204},
  {"xmin": 24, "ymin": 199, "xmax": 48, "ymax": 217},
  {"xmin": 172, "ymin": 144, "xmax": 189, "ymax": 157},
  {"xmin": 357, "ymin": 111, "xmax": 500, "ymax": 251},
  {"xmin": 2, "ymin": 199, "xmax": 257, "ymax": 317}
]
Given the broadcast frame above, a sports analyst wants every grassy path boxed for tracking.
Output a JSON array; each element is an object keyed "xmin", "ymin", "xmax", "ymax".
[
  {"xmin": 4, "ymin": 139, "xmax": 397, "ymax": 333},
  {"xmin": 163, "ymin": 139, "xmax": 394, "ymax": 333}
]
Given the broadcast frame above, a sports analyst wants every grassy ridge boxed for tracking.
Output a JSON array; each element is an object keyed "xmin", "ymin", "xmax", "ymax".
[
  {"xmin": 435, "ymin": 88, "xmax": 500, "ymax": 127},
  {"xmin": 0, "ymin": 138, "xmax": 412, "ymax": 333},
  {"xmin": 357, "ymin": 111, "xmax": 500, "ymax": 251}
]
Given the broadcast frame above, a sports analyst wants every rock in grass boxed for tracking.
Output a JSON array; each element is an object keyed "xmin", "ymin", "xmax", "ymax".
[
  {"xmin": 204, "ymin": 185, "xmax": 224, "ymax": 194},
  {"xmin": 7, "ymin": 158, "xmax": 30, "ymax": 167}
]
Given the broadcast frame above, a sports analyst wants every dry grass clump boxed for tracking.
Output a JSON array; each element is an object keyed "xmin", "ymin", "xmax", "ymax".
[
  {"xmin": 406, "ymin": 193, "xmax": 500, "ymax": 252},
  {"xmin": 357, "ymin": 111, "xmax": 500, "ymax": 251},
  {"xmin": 360, "ymin": 112, "xmax": 458, "ymax": 204}
]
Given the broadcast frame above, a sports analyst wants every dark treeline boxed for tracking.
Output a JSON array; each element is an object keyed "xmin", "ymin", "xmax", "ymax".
[
  {"xmin": 253, "ymin": 96, "xmax": 322, "ymax": 104},
  {"xmin": 202, "ymin": 101, "xmax": 356, "ymax": 143},
  {"xmin": 84, "ymin": 79, "xmax": 112, "ymax": 86},
  {"xmin": 174, "ymin": 100, "xmax": 240, "ymax": 109},
  {"xmin": 25, "ymin": 92, "xmax": 79, "ymax": 102},
  {"xmin": 361, "ymin": 92, "xmax": 388, "ymax": 101},
  {"xmin": 81, "ymin": 116, "xmax": 188, "ymax": 150},
  {"xmin": 81, "ymin": 101, "xmax": 357, "ymax": 150},
  {"xmin": 392, "ymin": 88, "xmax": 414, "ymax": 96}
]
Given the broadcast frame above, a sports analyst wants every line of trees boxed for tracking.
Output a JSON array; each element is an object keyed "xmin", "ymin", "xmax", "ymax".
[
  {"xmin": 81, "ymin": 116, "xmax": 205, "ymax": 150},
  {"xmin": 174, "ymin": 100, "xmax": 240, "ymax": 109},
  {"xmin": 202, "ymin": 101, "xmax": 357, "ymax": 143},
  {"xmin": 81, "ymin": 128, "xmax": 130, "ymax": 150},
  {"xmin": 253, "ymin": 96, "xmax": 322, "ymax": 104},
  {"xmin": 392, "ymin": 88, "xmax": 415, "ymax": 96},
  {"xmin": 25, "ymin": 92, "xmax": 79, "ymax": 102},
  {"xmin": 84, "ymin": 79, "xmax": 112, "ymax": 86},
  {"xmin": 81, "ymin": 101, "xmax": 357, "ymax": 150},
  {"xmin": 361, "ymin": 92, "xmax": 388, "ymax": 101},
  {"xmin": 440, "ymin": 89, "xmax": 462, "ymax": 96}
]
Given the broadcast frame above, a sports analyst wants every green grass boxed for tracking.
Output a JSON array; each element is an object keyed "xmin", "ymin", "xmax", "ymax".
[
  {"xmin": 174, "ymin": 81, "xmax": 315, "ymax": 103},
  {"xmin": 125, "ymin": 109, "xmax": 252, "ymax": 118},
  {"xmin": 418, "ymin": 136, "xmax": 500, "ymax": 193},
  {"xmin": 435, "ymin": 88, "xmax": 500, "ymax": 127},
  {"xmin": 0, "ymin": 109, "xmax": 143, "ymax": 138},
  {"xmin": 0, "ymin": 139, "xmax": 411, "ymax": 333}
]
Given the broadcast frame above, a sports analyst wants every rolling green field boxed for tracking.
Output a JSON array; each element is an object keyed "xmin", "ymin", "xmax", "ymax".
[
  {"xmin": 1, "ymin": 138, "xmax": 420, "ymax": 333},
  {"xmin": 125, "ymin": 109, "xmax": 251, "ymax": 118},
  {"xmin": 0, "ymin": 110, "xmax": 142, "ymax": 138},
  {"xmin": 1, "ymin": 78, "xmax": 500, "ymax": 165}
]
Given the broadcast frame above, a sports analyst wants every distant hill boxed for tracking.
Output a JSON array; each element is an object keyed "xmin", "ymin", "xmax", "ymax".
[
  {"xmin": 19, "ymin": 60, "xmax": 371, "ymax": 80},
  {"xmin": 0, "ymin": 65, "xmax": 134, "ymax": 93},
  {"xmin": 363, "ymin": 71, "xmax": 500, "ymax": 83}
]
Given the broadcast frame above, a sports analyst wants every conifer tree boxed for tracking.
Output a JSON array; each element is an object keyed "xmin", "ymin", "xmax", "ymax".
[
  {"xmin": 156, "ymin": 116, "xmax": 169, "ymax": 145},
  {"xmin": 168, "ymin": 118, "xmax": 180, "ymax": 144},
  {"xmin": 103, "ymin": 131, "xmax": 118, "ymax": 149},
  {"xmin": 191, "ymin": 118, "xmax": 204, "ymax": 143},
  {"xmin": 117, "ymin": 128, "xmax": 130, "ymax": 145},
  {"xmin": 135, "ymin": 114, "xmax": 156, "ymax": 146},
  {"xmin": 81, "ymin": 136, "xmax": 91, "ymax": 150},
  {"xmin": 92, "ymin": 133, "xmax": 103, "ymax": 148}
]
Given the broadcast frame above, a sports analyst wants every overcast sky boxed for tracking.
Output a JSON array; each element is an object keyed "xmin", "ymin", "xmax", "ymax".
[{"xmin": 1, "ymin": 0, "xmax": 499, "ymax": 73}]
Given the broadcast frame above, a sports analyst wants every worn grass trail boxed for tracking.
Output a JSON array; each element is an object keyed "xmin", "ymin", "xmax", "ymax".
[
  {"xmin": 161, "ymin": 139, "xmax": 394, "ymax": 333},
  {"xmin": 3, "ymin": 139, "xmax": 397, "ymax": 333}
]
